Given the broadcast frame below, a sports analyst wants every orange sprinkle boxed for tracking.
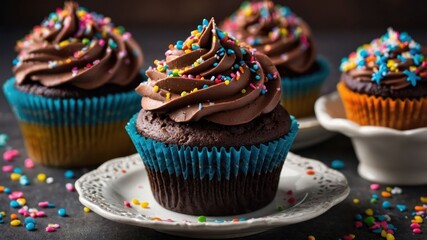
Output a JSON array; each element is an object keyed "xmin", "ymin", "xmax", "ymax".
[
  {"xmin": 232, "ymin": 218, "xmax": 239, "ymax": 222},
  {"xmin": 0, "ymin": 186, "xmax": 4, "ymax": 193},
  {"xmin": 151, "ymin": 217, "xmax": 161, "ymax": 221},
  {"xmin": 306, "ymin": 169, "xmax": 315, "ymax": 175},
  {"xmin": 381, "ymin": 191, "xmax": 391, "ymax": 198},
  {"xmin": 168, "ymin": 44, "xmax": 174, "ymax": 50},
  {"xmin": 415, "ymin": 206, "xmax": 426, "ymax": 211},
  {"xmin": 10, "ymin": 213, "xmax": 18, "ymax": 220},
  {"xmin": 239, "ymin": 66, "xmax": 244, "ymax": 73}
]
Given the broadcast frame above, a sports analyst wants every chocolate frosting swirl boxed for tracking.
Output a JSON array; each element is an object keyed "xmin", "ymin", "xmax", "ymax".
[
  {"xmin": 340, "ymin": 28, "xmax": 427, "ymax": 94},
  {"xmin": 13, "ymin": 1, "xmax": 143, "ymax": 90},
  {"xmin": 221, "ymin": 0, "xmax": 316, "ymax": 74},
  {"xmin": 136, "ymin": 18, "xmax": 281, "ymax": 126}
]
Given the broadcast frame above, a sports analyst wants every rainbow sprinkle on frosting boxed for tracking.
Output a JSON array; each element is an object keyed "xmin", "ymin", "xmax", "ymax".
[{"xmin": 340, "ymin": 28, "xmax": 426, "ymax": 87}]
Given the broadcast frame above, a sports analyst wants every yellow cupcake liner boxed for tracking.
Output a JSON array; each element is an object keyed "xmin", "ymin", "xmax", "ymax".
[
  {"xmin": 19, "ymin": 120, "xmax": 135, "ymax": 167},
  {"xmin": 337, "ymin": 82, "xmax": 427, "ymax": 130},
  {"xmin": 280, "ymin": 89, "xmax": 321, "ymax": 118}
]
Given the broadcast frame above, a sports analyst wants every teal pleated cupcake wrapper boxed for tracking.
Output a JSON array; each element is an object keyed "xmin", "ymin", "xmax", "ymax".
[
  {"xmin": 281, "ymin": 56, "xmax": 330, "ymax": 98},
  {"xmin": 126, "ymin": 114, "xmax": 299, "ymax": 181},
  {"xmin": 3, "ymin": 78, "xmax": 141, "ymax": 126}
]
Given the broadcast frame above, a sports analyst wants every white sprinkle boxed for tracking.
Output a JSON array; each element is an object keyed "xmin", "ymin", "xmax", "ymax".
[{"xmin": 46, "ymin": 177, "xmax": 54, "ymax": 184}]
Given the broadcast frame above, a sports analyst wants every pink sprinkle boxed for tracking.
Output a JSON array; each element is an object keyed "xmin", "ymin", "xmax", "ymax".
[
  {"xmin": 387, "ymin": 229, "xmax": 394, "ymax": 234},
  {"xmin": 48, "ymin": 223, "xmax": 60, "ymax": 229},
  {"xmin": 411, "ymin": 223, "xmax": 421, "ymax": 228},
  {"xmin": 124, "ymin": 201, "xmax": 131, "ymax": 208},
  {"xmin": 370, "ymin": 183, "xmax": 380, "ymax": 190},
  {"xmin": 249, "ymin": 83, "xmax": 256, "ymax": 90},
  {"xmin": 288, "ymin": 197, "xmax": 296, "ymax": 204},
  {"xmin": 24, "ymin": 158, "xmax": 35, "ymax": 169},
  {"xmin": 3, "ymin": 149, "xmax": 19, "ymax": 162},
  {"xmin": 36, "ymin": 211, "xmax": 46, "ymax": 217},
  {"xmin": 65, "ymin": 183, "xmax": 75, "ymax": 192},
  {"xmin": 38, "ymin": 201, "xmax": 49, "ymax": 208},
  {"xmin": 413, "ymin": 228, "xmax": 422, "ymax": 234},
  {"xmin": 30, "ymin": 212, "xmax": 37, "ymax": 218},
  {"xmin": 99, "ymin": 39, "xmax": 105, "ymax": 47},
  {"xmin": 2, "ymin": 165, "xmax": 13, "ymax": 172},
  {"xmin": 123, "ymin": 32, "xmax": 132, "ymax": 40},
  {"xmin": 46, "ymin": 226, "xmax": 55, "ymax": 232},
  {"xmin": 287, "ymin": 190, "xmax": 293, "ymax": 195},
  {"xmin": 354, "ymin": 221, "xmax": 363, "ymax": 228},
  {"xmin": 9, "ymin": 191, "xmax": 24, "ymax": 200}
]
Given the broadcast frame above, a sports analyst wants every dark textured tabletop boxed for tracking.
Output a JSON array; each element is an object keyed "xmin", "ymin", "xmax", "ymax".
[{"xmin": 0, "ymin": 26, "xmax": 426, "ymax": 240}]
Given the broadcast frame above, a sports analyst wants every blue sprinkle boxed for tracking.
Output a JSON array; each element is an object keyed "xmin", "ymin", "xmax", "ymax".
[
  {"xmin": 198, "ymin": 103, "xmax": 202, "ymax": 110},
  {"xmin": 331, "ymin": 160, "xmax": 345, "ymax": 170},
  {"xmin": 354, "ymin": 214, "xmax": 362, "ymax": 220},
  {"xmin": 372, "ymin": 228, "xmax": 382, "ymax": 234},
  {"xmin": 13, "ymin": 168, "xmax": 22, "ymax": 174},
  {"xmin": 58, "ymin": 208, "xmax": 67, "ymax": 217},
  {"xmin": 376, "ymin": 215, "xmax": 385, "ymax": 221},
  {"xmin": 341, "ymin": 57, "xmax": 348, "ymax": 63},
  {"xmin": 108, "ymin": 39, "xmax": 117, "ymax": 49},
  {"xmin": 372, "ymin": 194, "xmax": 379, "ymax": 199},
  {"xmin": 19, "ymin": 176, "xmax": 30, "ymax": 186},
  {"xmin": 403, "ymin": 69, "xmax": 421, "ymax": 87},
  {"xmin": 359, "ymin": 50, "xmax": 369, "ymax": 58},
  {"xmin": 388, "ymin": 224, "xmax": 397, "ymax": 230},
  {"xmin": 48, "ymin": 203, "xmax": 56, "ymax": 208},
  {"xmin": 214, "ymin": 219, "xmax": 224, "ymax": 223},
  {"xmin": 240, "ymin": 48, "xmax": 247, "ymax": 55},
  {"xmin": 396, "ymin": 204, "xmax": 407, "ymax": 212},
  {"xmin": 397, "ymin": 55, "xmax": 406, "ymax": 63},
  {"xmin": 371, "ymin": 71, "xmax": 384, "ymax": 85},
  {"xmin": 382, "ymin": 201, "xmax": 392, "ymax": 209},
  {"xmin": 213, "ymin": 62, "xmax": 218, "ymax": 67},
  {"xmin": 10, "ymin": 200, "xmax": 20, "ymax": 208},
  {"xmin": 202, "ymin": 18, "xmax": 209, "ymax": 27},
  {"xmin": 239, "ymin": 218, "xmax": 247, "ymax": 221},
  {"xmin": 253, "ymin": 64, "xmax": 259, "ymax": 70},
  {"xmin": 64, "ymin": 170, "xmax": 75, "ymax": 179},
  {"xmin": 197, "ymin": 25, "xmax": 203, "ymax": 33},
  {"xmin": 250, "ymin": 68, "xmax": 257, "ymax": 73},
  {"xmin": 12, "ymin": 58, "xmax": 20, "ymax": 66},
  {"xmin": 267, "ymin": 73, "xmax": 273, "ymax": 80},
  {"xmin": 233, "ymin": 64, "xmax": 239, "ymax": 69},
  {"xmin": 4, "ymin": 187, "xmax": 11, "ymax": 194},
  {"xmin": 217, "ymin": 30, "xmax": 225, "ymax": 39},
  {"xmin": 357, "ymin": 59, "xmax": 365, "ymax": 67},
  {"xmin": 255, "ymin": 75, "xmax": 261, "ymax": 80},
  {"xmin": 227, "ymin": 49, "xmax": 235, "ymax": 55},
  {"xmin": 191, "ymin": 45, "xmax": 200, "ymax": 50},
  {"xmin": 203, "ymin": 84, "xmax": 209, "ymax": 89},
  {"xmin": 239, "ymin": 60, "xmax": 245, "ymax": 66},
  {"xmin": 25, "ymin": 222, "xmax": 35, "ymax": 231},
  {"xmin": 25, "ymin": 217, "xmax": 36, "ymax": 225},
  {"xmin": 261, "ymin": 89, "xmax": 267, "ymax": 95},
  {"xmin": 219, "ymin": 52, "xmax": 225, "ymax": 57},
  {"xmin": 399, "ymin": 32, "xmax": 412, "ymax": 42},
  {"xmin": 413, "ymin": 54, "xmax": 423, "ymax": 66}
]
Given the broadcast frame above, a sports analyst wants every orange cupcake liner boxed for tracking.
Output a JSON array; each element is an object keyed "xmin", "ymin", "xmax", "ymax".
[
  {"xmin": 19, "ymin": 120, "xmax": 135, "ymax": 167},
  {"xmin": 337, "ymin": 82, "xmax": 427, "ymax": 130}
]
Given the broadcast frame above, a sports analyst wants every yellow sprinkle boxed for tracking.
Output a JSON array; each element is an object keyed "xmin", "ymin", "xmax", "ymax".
[
  {"xmin": 191, "ymin": 88, "xmax": 198, "ymax": 93},
  {"xmin": 65, "ymin": 58, "xmax": 72, "ymax": 64},
  {"xmin": 17, "ymin": 198, "xmax": 26, "ymax": 206},
  {"xmin": 365, "ymin": 208, "xmax": 373, "ymax": 216},
  {"xmin": 386, "ymin": 187, "xmax": 392, "ymax": 192},
  {"xmin": 59, "ymin": 40, "xmax": 69, "ymax": 48},
  {"xmin": 280, "ymin": 28, "xmax": 288, "ymax": 37},
  {"xmin": 83, "ymin": 207, "xmax": 91, "ymax": 213},
  {"xmin": 413, "ymin": 215, "xmax": 423, "ymax": 223},
  {"xmin": 241, "ymin": 89, "xmax": 246, "ymax": 94},
  {"xmin": 212, "ymin": 36, "xmax": 217, "ymax": 42},
  {"xmin": 10, "ymin": 219, "xmax": 21, "ymax": 226},
  {"xmin": 153, "ymin": 85, "xmax": 160, "ymax": 93},
  {"xmin": 141, "ymin": 202, "xmax": 149, "ymax": 208},
  {"xmin": 420, "ymin": 196, "xmax": 427, "ymax": 204},
  {"xmin": 386, "ymin": 233, "xmax": 395, "ymax": 240},
  {"xmin": 307, "ymin": 235, "xmax": 315, "ymax": 240},
  {"xmin": 156, "ymin": 65, "xmax": 165, "ymax": 72},
  {"xmin": 185, "ymin": 49, "xmax": 192, "ymax": 54},
  {"xmin": 410, "ymin": 66, "xmax": 417, "ymax": 72},
  {"xmin": 178, "ymin": 70, "xmax": 185, "ymax": 75},
  {"xmin": 244, "ymin": 8, "xmax": 252, "ymax": 17},
  {"xmin": 191, "ymin": 30, "xmax": 199, "ymax": 35},
  {"xmin": 181, "ymin": 91, "xmax": 188, "ymax": 97},
  {"xmin": 166, "ymin": 92, "xmax": 171, "ymax": 101},
  {"xmin": 193, "ymin": 61, "xmax": 199, "ymax": 67},
  {"xmin": 151, "ymin": 217, "xmax": 161, "ymax": 221},
  {"xmin": 195, "ymin": 33, "xmax": 201, "ymax": 39},
  {"xmin": 200, "ymin": 77, "xmax": 205, "ymax": 80},
  {"xmin": 131, "ymin": 198, "xmax": 140, "ymax": 205},
  {"xmin": 0, "ymin": 211, "xmax": 5, "ymax": 216},
  {"xmin": 37, "ymin": 173, "xmax": 47, "ymax": 182},
  {"xmin": 353, "ymin": 198, "xmax": 360, "ymax": 204},
  {"xmin": 381, "ymin": 230, "xmax": 387, "ymax": 237},
  {"xmin": 10, "ymin": 173, "xmax": 21, "ymax": 181},
  {"xmin": 224, "ymin": 80, "xmax": 230, "ymax": 85}
]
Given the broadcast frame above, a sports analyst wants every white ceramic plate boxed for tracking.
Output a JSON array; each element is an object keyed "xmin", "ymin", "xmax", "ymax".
[
  {"xmin": 75, "ymin": 153, "xmax": 349, "ymax": 238},
  {"xmin": 315, "ymin": 92, "xmax": 427, "ymax": 185},
  {"xmin": 291, "ymin": 116, "xmax": 336, "ymax": 150}
]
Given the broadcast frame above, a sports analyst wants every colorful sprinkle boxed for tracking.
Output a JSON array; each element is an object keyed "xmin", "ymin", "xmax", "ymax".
[
  {"xmin": 57, "ymin": 208, "xmax": 67, "ymax": 217},
  {"xmin": 331, "ymin": 160, "xmax": 345, "ymax": 169},
  {"xmin": 197, "ymin": 216, "xmax": 207, "ymax": 223}
]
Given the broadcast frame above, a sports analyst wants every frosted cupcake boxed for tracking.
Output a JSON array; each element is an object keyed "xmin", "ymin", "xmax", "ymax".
[
  {"xmin": 126, "ymin": 18, "xmax": 298, "ymax": 216},
  {"xmin": 339, "ymin": 28, "xmax": 427, "ymax": 130},
  {"xmin": 3, "ymin": 2, "xmax": 144, "ymax": 166},
  {"xmin": 222, "ymin": 0, "xmax": 329, "ymax": 117}
]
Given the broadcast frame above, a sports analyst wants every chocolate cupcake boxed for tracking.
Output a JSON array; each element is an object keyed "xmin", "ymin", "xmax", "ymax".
[
  {"xmin": 221, "ymin": 0, "xmax": 329, "ymax": 117},
  {"xmin": 126, "ymin": 18, "xmax": 299, "ymax": 216},
  {"xmin": 339, "ymin": 28, "xmax": 427, "ymax": 130},
  {"xmin": 3, "ymin": 2, "xmax": 144, "ymax": 166}
]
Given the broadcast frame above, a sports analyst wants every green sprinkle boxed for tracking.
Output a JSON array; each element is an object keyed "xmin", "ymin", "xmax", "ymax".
[
  {"xmin": 197, "ymin": 216, "xmax": 206, "ymax": 222},
  {"xmin": 82, "ymin": 38, "xmax": 90, "ymax": 45},
  {"xmin": 0, "ymin": 134, "xmax": 8, "ymax": 147},
  {"xmin": 364, "ymin": 216, "xmax": 375, "ymax": 226},
  {"xmin": 277, "ymin": 206, "xmax": 284, "ymax": 212}
]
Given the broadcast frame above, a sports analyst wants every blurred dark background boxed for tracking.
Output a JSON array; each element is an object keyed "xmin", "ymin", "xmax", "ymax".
[
  {"xmin": 1, "ymin": 0, "xmax": 427, "ymax": 29},
  {"xmin": 0, "ymin": 0, "xmax": 426, "ymax": 92}
]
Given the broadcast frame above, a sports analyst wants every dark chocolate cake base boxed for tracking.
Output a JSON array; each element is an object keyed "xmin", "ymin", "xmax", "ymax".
[
  {"xmin": 14, "ymin": 73, "xmax": 145, "ymax": 99},
  {"xmin": 145, "ymin": 164, "xmax": 283, "ymax": 216}
]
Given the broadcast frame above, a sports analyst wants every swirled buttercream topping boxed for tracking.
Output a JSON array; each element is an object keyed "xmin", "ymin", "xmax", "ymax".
[
  {"xmin": 221, "ymin": 0, "xmax": 316, "ymax": 74},
  {"xmin": 136, "ymin": 18, "xmax": 281, "ymax": 126},
  {"xmin": 13, "ymin": 1, "xmax": 143, "ymax": 89}
]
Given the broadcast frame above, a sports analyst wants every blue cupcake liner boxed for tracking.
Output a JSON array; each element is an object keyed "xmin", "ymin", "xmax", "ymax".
[
  {"xmin": 126, "ymin": 113, "xmax": 299, "ymax": 181},
  {"xmin": 281, "ymin": 56, "xmax": 330, "ymax": 98},
  {"xmin": 3, "ymin": 78, "xmax": 142, "ymax": 126}
]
